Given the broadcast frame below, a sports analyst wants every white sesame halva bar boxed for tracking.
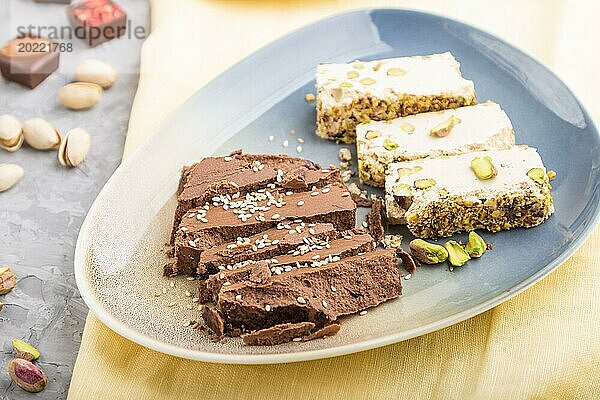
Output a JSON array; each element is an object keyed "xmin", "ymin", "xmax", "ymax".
[
  {"xmin": 316, "ymin": 52, "xmax": 476, "ymax": 143},
  {"xmin": 357, "ymin": 101, "xmax": 515, "ymax": 187},
  {"xmin": 385, "ymin": 147, "xmax": 554, "ymax": 238}
]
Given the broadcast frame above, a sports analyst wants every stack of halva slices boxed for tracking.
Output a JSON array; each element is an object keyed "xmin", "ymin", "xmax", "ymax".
[{"xmin": 316, "ymin": 52, "xmax": 555, "ymax": 239}]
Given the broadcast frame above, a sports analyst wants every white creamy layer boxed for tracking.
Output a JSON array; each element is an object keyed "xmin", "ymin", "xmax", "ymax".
[
  {"xmin": 357, "ymin": 101, "xmax": 514, "ymax": 157},
  {"xmin": 317, "ymin": 52, "xmax": 476, "ymax": 109},
  {"xmin": 386, "ymin": 147, "xmax": 546, "ymax": 198}
]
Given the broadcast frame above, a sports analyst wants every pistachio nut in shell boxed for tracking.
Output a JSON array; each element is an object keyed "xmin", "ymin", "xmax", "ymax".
[
  {"xmin": 22, "ymin": 118, "xmax": 61, "ymax": 150},
  {"xmin": 0, "ymin": 114, "xmax": 24, "ymax": 152},
  {"xmin": 445, "ymin": 240, "xmax": 471, "ymax": 267},
  {"xmin": 58, "ymin": 82, "xmax": 103, "ymax": 110},
  {"xmin": 75, "ymin": 59, "xmax": 117, "ymax": 88},
  {"xmin": 409, "ymin": 239, "xmax": 449, "ymax": 264},
  {"xmin": 470, "ymin": 156, "xmax": 497, "ymax": 180},
  {"xmin": 0, "ymin": 163, "xmax": 24, "ymax": 192},
  {"xmin": 12, "ymin": 339, "xmax": 41, "ymax": 361},
  {"xmin": 58, "ymin": 128, "xmax": 91, "ymax": 167},
  {"xmin": 0, "ymin": 266, "xmax": 17, "ymax": 295},
  {"xmin": 465, "ymin": 231, "xmax": 486, "ymax": 258},
  {"xmin": 8, "ymin": 358, "xmax": 47, "ymax": 393}
]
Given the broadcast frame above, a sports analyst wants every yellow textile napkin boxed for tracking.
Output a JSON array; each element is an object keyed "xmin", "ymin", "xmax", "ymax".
[{"xmin": 68, "ymin": 1, "xmax": 600, "ymax": 399}]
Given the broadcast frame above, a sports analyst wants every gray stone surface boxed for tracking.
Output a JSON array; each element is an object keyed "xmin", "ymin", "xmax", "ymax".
[{"xmin": 0, "ymin": 1, "xmax": 148, "ymax": 398}]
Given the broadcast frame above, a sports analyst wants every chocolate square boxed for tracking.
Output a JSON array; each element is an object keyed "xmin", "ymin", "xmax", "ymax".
[
  {"xmin": 67, "ymin": 0, "xmax": 127, "ymax": 47},
  {"xmin": 0, "ymin": 37, "xmax": 60, "ymax": 89}
]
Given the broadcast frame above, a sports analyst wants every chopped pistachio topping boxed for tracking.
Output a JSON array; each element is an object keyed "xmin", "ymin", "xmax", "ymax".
[
  {"xmin": 471, "ymin": 156, "xmax": 497, "ymax": 180},
  {"xmin": 392, "ymin": 183, "xmax": 412, "ymax": 196},
  {"xmin": 465, "ymin": 231, "xmax": 486, "ymax": 258},
  {"xmin": 414, "ymin": 178, "xmax": 436, "ymax": 189},
  {"xmin": 527, "ymin": 168, "xmax": 548, "ymax": 185},
  {"xmin": 365, "ymin": 130, "xmax": 381, "ymax": 139},
  {"xmin": 359, "ymin": 77, "xmax": 376, "ymax": 86},
  {"xmin": 383, "ymin": 138, "xmax": 398, "ymax": 151},
  {"xmin": 400, "ymin": 123, "xmax": 415, "ymax": 133},
  {"xmin": 430, "ymin": 115, "xmax": 461, "ymax": 137},
  {"xmin": 387, "ymin": 68, "xmax": 406, "ymax": 76},
  {"xmin": 396, "ymin": 166, "xmax": 422, "ymax": 178},
  {"xmin": 445, "ymin": 240, "xmax": 470, "ymax": 267}
]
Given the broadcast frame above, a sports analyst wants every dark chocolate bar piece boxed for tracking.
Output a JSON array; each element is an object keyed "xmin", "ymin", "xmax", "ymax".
[
  {"xmin": 0, "ymin": 37, "xmax": 60, "ymax": 89},
  {"xmin": 67, "ymin": 0, "xmax": 127, "ymax": 47}
]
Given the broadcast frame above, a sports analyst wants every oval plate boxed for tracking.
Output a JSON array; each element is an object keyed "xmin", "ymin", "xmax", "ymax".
[{"xmin": 75, "ymin": 9, "xmax": 600, "ymax": 364}]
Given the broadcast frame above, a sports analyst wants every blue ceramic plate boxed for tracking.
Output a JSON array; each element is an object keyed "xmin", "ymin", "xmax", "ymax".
[{"xmin": 75, "ymin": 9, "xmax": 600, "ymax": 364}]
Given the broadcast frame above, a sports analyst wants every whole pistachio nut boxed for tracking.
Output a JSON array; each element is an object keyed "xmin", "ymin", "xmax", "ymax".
[
  {"xmin": 8, "ymin": 358, "xmax": 47, "ymax": 393},
  {"xmin": 409, "ymin": 239, "xmax": 449, "ymax": 264},
  {"xmin": 445, "ymin": 240, "xmax": 471, "ymax": 267},
  {"xmin": 0, "ymin": 164, "xmax": 24, "ymax": 192},
  {"xmin": 58, "ymin": 82, "xmax": 103, "ymax": 110},
  {"xmin": 527, "ymin": 168, "xmax": 548, "ymax": 185},
  {"xmin": 430, "ymin": 115, "xmax": 461, "ymax": 137},
  {"xmin": 0, "ymin": 115, "xmax": 24, "ymax": 152},
  {"xmin": 471, "ymin": 156, "xmax": 497, "ymax": 180},
  {"xmin": 22, "ymin": 118, "xmax": 61, "ymax": 150},
  {"xmin": 75, "ymin": 59, "xmax": 117, "ymax": 89},
  {"xmin": 0, "ymin": 266, "xmax": 17, "ymax": 295},
  {"xmin": 58, "ymin": 128, "xmax": 91, "ymax": 168},
  {"xmin": 465, "ymin": 231, "xmax": 486, "ymax": 258},
  {"xmin": 12, "ymin": 339, "xmax": 41, "ymax": 361}
]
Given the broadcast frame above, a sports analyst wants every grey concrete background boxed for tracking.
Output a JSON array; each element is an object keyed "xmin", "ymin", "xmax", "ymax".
[{"xmin": 0, "ymin": 0, "xmax": 149, "ymax": 398}]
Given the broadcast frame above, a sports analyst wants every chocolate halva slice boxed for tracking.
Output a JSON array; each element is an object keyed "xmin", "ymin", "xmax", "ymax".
[
  {"xmin": 171, "ymin": 152, "xmax": 342, "ymax": 245},
  {"xmin": 217, "ymin": 249, "xmax": 401, "ymax": 332},
  {"xmin": 173, "ymin": 182, "xmax": 356, "ymax": 275},
  {"xmin": 200, "ymin": 229, "xmax": 375, "ymax": 302}
]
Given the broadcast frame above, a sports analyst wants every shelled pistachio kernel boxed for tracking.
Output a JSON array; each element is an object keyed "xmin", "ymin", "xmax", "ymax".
[
  {"xmin": 409, "ymin": 239, "xmax": 448, "ymax": 264},
  {"xmin": 471, "ymin": 156, "xmax": 497, "ymax": 180},
  {"xmin": 339, "ymin": 82, "xmax": 353, "ymax": 88},
  {"xmin": 527, "ymin": 168, "xmax": 548, "ymax": 185},
  {"xmin": 387, "ymin": 68, "xmax": 406, "ymax": 76},
  {"xmin": 400, "ymin": 123, "xmax": 415, "ymax": 133},
  {"xmin": 414, "ymin": 178, "xmax": 436, "ymax": 190},
  {"xmin": 346, "ymin": 71, "xmax": 359, "ymax": 79},
  {"xmin": 359, "ymin": 77, "xmax": 376, "ymax": 85},
  {"xmin": 430, "ymin": 115, "xmax": 461, "ymax": 137},
  {"xmin": 352, "ymin": 62, "xmax": 364, "ymax": 70},
  {"xmin": 465, "ymin": 231, "xmax": 486, "ymax": 258},
  {"xmin": 12, "ymin": 339, "xmax": 41, "ymax": 361},
  {"xmin": 365, "ymin": 130, "xmax": 380, "ymax": 139},
  {"xmin": 547, "ymin": 170, "xmax": 557, "ymax": 181},
  {"xmin": 445, "ymin": 241, "xmax": 471, "ymax": 267},
  {"xmin": 8, "ymin": 358, "xmax": 47, "ymax": 393},
  {"xmin": 383, "ymin": 138, "xmax": 398, "ymax": 151},
  {"xmin": 305, "ymin": 93, "xmax": 315, "ymax": 102}
]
